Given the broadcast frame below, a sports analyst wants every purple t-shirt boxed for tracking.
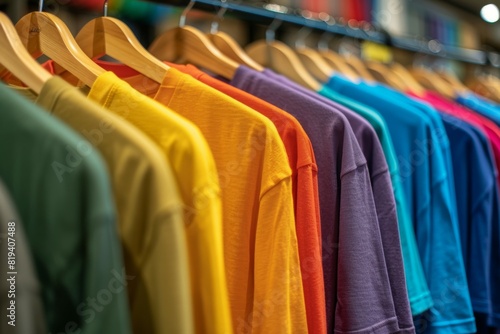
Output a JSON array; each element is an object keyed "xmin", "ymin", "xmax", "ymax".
[
  {"xmin": 267, "ymin": 71, "xmax": 414, "ymax": 332},
  {"xmin": 230, "ymin": 66, "xmax": 406, "ymax": 334}
]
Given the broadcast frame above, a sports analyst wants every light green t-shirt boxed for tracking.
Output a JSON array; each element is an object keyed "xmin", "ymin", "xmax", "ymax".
[{"xmin": 319, "ymin": 85, "xmax": 433, "ymax": 315}]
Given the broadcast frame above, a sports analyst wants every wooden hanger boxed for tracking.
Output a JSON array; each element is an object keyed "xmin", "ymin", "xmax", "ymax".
[
  {"xmin": 437, "ymin": 70, "xmax": 469, "ymax": 95},
  {"xmin": 410, "ymin": 67, "xmax": 455, "ymax": 99},
  {"xmin": 467, "ymin": 75, "xmax": 500, "ymax": 102},
  {"xmin": 75, "ymin": 1, "xmax": 169, "ymax": 84},
  {"xmin": 205, "ymin": 6, "xmax": 263, "ymax": 72},
  {"xmin": 15, "ymin": 5, "xmax": 104, "ymax": 87},
  {"xmin": 315, "ymin": 25, "xmax": 358, "ymax": 81},
  {"xmin": 343, "ymin": 55, "xmax": 376, "ymax": 82},
  {"xmin": 0, "ymin": 12, "xmax": 51, "ymax": 94},
  {"xmin": 364, "ymin": 61, "xmax": 407, "ymax": 91},
  {"xmin": 149, "ymin": 25, "xmax": 238, "ymax": 79},
  {"xmin": 148, "ymin": 1, "xmax": 238, "ymax": 79},
  {"xmin": 291, "ymin": 27, "xmax": 334, "ymax": 83},
  {"xmin": 246, "ymin": 40, "xmax": 321, "ymax": 91},
  {"xmin": 319, "ymin": 49, "xmax": 358, "ymax": 80},
  {"xmin": 295, "ymin": 46, "xmax": 335, "ymax": 83},
  {"xmin": 486, "ymin": 76, "xmax": 500, "ymax": 99},
  {"xmin": 208, "ymin": 31, "xmax": 264, "ymax": 72},
  {"xmin": 390, "ymin": 62, "xmax": 426, "ymax": 95},
  {"xmin": 242, "ymin": 16, "xmax": 320, "ymax": 90}
]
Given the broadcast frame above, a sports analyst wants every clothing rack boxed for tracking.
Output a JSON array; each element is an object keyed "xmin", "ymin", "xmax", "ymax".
[{"xmin": 141, "ymin": 0, "xmax": 498, "ymax": 65}]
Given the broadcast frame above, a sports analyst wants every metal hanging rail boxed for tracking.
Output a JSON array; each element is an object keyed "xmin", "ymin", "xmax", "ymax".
[{"xmin": 141, "ymin": 0, "xmax": 489, "ymax": 65}]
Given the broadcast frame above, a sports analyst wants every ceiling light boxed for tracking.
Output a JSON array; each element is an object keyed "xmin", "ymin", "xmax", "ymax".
[{"xmin": 481, "ymin": 4, "xmax": 500, "ymax": 23}]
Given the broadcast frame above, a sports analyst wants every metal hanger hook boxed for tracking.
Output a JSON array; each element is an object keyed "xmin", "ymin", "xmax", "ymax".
[
  {"xmin": 179, "ymin": 0, "xmax": 196, "ymax": 27},
  {"xmin": 266, "ymin": 16, "xmax": 282, "ymax": 43},
  {"xmin": 39, "ymin": 0, "xmax": 44, "ymax": 12},
  {"xmin": 318, "ymin": 16, "xmax": 335, "ymax": 51},
  {"xmin": 295, "ymin": 26, "xmax": 312, "ymax": 49},
  {"xmin": 210, "ymin": 0, "xmax": 227, "ymax": 34},
  {"xmin": 318, "ymin": 32, "xmax": 331, "ymax": 51},
  {"xmin": 103, "ymin": 0, "xmax": 108, "ymax": 17}
]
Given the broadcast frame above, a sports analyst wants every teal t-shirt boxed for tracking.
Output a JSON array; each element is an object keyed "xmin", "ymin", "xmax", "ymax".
[
  {"xmin": 318, "ymin": 85, "xmax": 433, "ymax": 316},
  {"xmin": 0, "ymin": 84, "xmax": 132, "ymax": 334},
  {"xmin": 325, "ymin": 75, "xmax": 475, "ymax": 334}
]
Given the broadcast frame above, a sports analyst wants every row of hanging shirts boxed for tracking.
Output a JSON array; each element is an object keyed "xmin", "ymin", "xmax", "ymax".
[{"xmin": 1, "ymin": 1, "xmax": 500, "ymax": 334}]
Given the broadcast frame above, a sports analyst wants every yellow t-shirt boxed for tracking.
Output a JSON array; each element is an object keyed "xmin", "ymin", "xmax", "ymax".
[
  {"xmin": 87, "ymin": 72, "xmax": 231, "ymax": 334},
  {"xmin": 109, "ymin": 68, "xmax": 308, "ymax": 334},
  {"xmin": 11, "ymin": 77, "xmax": 194, "ymax": 334}
]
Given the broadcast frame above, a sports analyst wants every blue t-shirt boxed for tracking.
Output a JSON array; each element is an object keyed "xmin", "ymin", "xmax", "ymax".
[
  {"xmin": 440, "ymin": 113, "xmax": 495, "ymax": 312},
  {"xmin": 457, "ymin": 93, "xmax": 500, "ymax": 127},
  {"xmin": 378, "ymin": 89, "xmax": 459, "ymax": 228},
  {"xmin": 460, "ymin": 118, "xmax": 500, "ymax": 328},
  {"xmin": 325, "ymin": 75, "xmax": 475, "ymax": 334}
]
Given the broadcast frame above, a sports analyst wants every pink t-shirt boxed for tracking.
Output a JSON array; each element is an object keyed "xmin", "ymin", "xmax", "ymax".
[{"xmin": 409, "ymin": 91, "xmax": 500, "ymax": 187}]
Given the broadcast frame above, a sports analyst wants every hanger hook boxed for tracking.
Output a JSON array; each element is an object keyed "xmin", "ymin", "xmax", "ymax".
[
  {"xmin": 103, "ymin": 0, "xmax": 108, "ymax": 17},
  {"xmin": 318, "ymin": 16, "xmax": 335, "ymax": 51},
  {"xmin": 39, "ymin": 0, "xmax": 44, "ymax": 12},
  {"xmin": 210, "ymin": 0, "xmax": 227, "ymax": 34},
  {"xmin": 180, "ymin": 0, "xmax": 196, "ymax": 27},
  {"xmin": 295, "ymin": 26, "xmax": 312, "ymax": 49},
  {"xmin": 266, "ymin": 16, "xmax": 283, "ymax": 43},
  {"xmin": 318, "ymin": 32, "xmax": 331, "ymax": 51}
]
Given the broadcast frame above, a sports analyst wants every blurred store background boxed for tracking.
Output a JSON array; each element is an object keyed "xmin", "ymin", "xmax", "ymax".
[{"xmin": 1, "ymin": 0, "xmax": 499, "ymax": 79}]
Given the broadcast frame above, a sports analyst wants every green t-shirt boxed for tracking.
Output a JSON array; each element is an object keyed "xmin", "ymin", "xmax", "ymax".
[
  {"xmin": 0, "ymin": 84, "xmax": 131, "ymax": 334},
  {"xmin": 319, "ymin": 85, "xmax": 433, "ymax": 315}
]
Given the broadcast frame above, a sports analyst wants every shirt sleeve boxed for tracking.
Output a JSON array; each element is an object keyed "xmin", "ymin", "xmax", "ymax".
[
  {"xmin": 252, "ymin": 177, "xmax": 309, "ymax": 334},
  {"xmin": 80, "ymin": 164, "xmax": 134, "ymax": 334},
  {"xmin": 335, "ymin": 165, "xmax": 400, "ymax": 334},
  {"xmin": 371, "ymin": 170, "xmax": 415, "ymax": 333},
  {"xmin": 128, "ymin": 208, "xmax": 194, "ymax": 334},
  {"xmin": 488, "ymin": 185, "xmax": 500, "ymax": 327},
  {"xmin": 185, "ymin": 182, "xmax": 233, "ymax": 334},
  {"xmin": 419, "ymin": 140, "xmax": 476, "ymax": 334},
  {"xmin": 295, "ymin": 164, "xmax": 327, "ymax": 334}
]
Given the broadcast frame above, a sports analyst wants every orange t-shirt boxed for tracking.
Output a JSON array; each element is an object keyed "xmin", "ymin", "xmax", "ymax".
[{"xmin": 169, "ymin": 63, "xmax": 326, "ymax": 334}]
